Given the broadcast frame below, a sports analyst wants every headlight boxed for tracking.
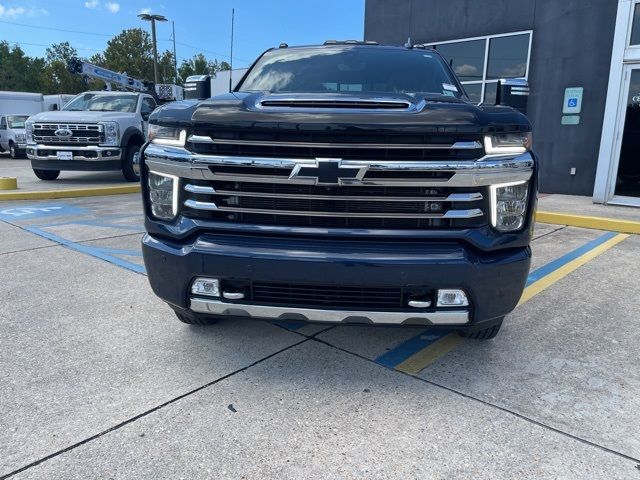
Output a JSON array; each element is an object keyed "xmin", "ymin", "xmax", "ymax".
[
  {"xmin": 100, "ymin": 122, "xmax": 119, "ymax": 146},
  {"xmin": 490, "ymin": 181, "xmax": 529, "ymax": 232},
  {"xmin": 15, "ymin": 133, "xmax": 26, "ymax": 142},
  {"xmin": 148, "ymin": 171, "xmax": 179, "ymax": 220},
  {"xmin": 148, "ymin": 124, "xmax": 186, "ymax": 146},
  {"xmin": 484, "ymin": 132, "xmax": 532, "ymax": 155},
  {"xmin": 25, "ymin": 121, "xmax": 34, "ymax": 144}
]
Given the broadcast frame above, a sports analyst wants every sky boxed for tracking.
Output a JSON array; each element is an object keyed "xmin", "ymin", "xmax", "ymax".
[{"xmin": 0, "ymin": 0, "xmax": 365, "ymax": 69}]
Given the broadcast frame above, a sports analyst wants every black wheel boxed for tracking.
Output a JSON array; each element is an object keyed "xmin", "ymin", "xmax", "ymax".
[
  {"xmin": 33, "ymin": 169, "xmax": 60, "ymax": 180},
  {"xmin": 122, "ymin": 143, "xmax": 142, "ymax": 182},
  {"xmin": 9, "ymin": 142, "xmax": 19, "ymax": 159},
  {"xmin": 174, "ymin": 310, "xmax": 220, "ymax": 326},
  {"xmin": 459, "ymin": 318, "xmax": 504, "ymax": 340}
]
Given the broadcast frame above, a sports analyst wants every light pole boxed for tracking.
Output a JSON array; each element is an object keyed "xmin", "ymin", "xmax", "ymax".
[{"xmin": 138, "ymin": 13, "xmax": 167, "ymax": 85}]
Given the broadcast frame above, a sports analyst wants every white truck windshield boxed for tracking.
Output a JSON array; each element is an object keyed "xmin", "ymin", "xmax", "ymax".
[
  {"xmin": 7, "ymin": 116, "xmax": 29, "ymax": 128},
  {"xmin": 63, "ymin": 93, "xmax": 138, "ymax": 113}
]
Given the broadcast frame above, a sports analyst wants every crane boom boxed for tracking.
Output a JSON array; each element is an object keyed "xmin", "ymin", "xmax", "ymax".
[{"xmin": 67, "ymin": 57, "xmax": 150, "ymax": 92}]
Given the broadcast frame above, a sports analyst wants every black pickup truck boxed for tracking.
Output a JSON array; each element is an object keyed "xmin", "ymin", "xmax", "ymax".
[{"xmin": 140, "ymin": 42, "xmax": 536, "ymax": 339}]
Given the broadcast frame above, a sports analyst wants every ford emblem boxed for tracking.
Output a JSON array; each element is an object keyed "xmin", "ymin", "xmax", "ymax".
[{"xmin": 54, "ymin": 128, "xmax": 73, "ymax": 138}]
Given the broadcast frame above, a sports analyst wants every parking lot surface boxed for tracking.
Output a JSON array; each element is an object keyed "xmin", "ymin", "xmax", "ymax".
[{"xmin": 1, "ymin": 193, "xmax": 639, "ymax": 479}]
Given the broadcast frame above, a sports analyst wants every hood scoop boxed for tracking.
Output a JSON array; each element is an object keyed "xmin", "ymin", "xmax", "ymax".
[{"xmin": 256, "ymin": 94, "xmax": 417, "ymax": 112}]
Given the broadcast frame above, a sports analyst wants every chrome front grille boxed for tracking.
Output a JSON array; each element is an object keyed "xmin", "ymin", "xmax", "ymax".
[
  {"xmin": 33, "ymin": 123, "xmax": 103, "ymax": 145},
  {"xmin": 180, "ymin": 175, "xmax": 488, "ymax": 230}
]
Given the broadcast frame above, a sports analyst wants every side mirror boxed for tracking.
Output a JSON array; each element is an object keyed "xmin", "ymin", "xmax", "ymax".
[
  {"xmin": 142, "ymin": 112, "xmax": 151, "ymax": 121},
  {"xmin": 496, "ymin": 78, "xmax": 529, "ymax": 115}
]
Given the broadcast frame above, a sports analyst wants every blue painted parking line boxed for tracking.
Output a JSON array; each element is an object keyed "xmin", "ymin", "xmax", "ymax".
[
  {"xmin": 525, "ymin": 231, "xmax": 618, "ymax": 286},
  {"xmin": 25, "ymin": 226, "xmax": 146, "ymax": 274},
  {"xmin": 375, "ymin": 330, "xmax": 450, "ymax": 368},
  {"xmin": 0, "ymin": 204, "xmax": 87, "ymax": 221}
]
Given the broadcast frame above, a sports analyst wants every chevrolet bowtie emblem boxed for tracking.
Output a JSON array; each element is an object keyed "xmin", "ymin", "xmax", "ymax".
[{"xmin": 289, "ymin": 158, "xmax": 367, "ymax": 185}]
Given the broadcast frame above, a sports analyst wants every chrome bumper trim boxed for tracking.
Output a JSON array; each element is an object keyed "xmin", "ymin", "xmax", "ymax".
[
  {"xmin": 189, "ymin": 297, "xmax": 470, "ymax": 325},
  {"xmin": 144, "ymin": 144, "xmax": 533, "ymax": 187},
  {"xmin": 27, "ymin": 144, "xmax": 122, "ymax": 161}
]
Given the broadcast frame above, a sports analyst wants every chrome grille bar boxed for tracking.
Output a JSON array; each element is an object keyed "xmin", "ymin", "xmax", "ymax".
[
  {"xmin": 184, "ymin": 183, "xmax": 483, "ymax": 202},
  {"xmin": 183, "ymin": 199, "xmax": 483, "ymax": 219},
  {"xmin": 188, "ymin": 135, "xmax": 482, "ymax": 150}
]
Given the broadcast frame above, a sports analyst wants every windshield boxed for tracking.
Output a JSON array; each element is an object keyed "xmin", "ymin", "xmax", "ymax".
[
  {"xmin": 7, "ymin": 115, "xmax": 29, "ymax": 129},
  {"xmin": 237, "ymin": 46, "xmax": 462, "ymax": 97},
  {"xmin": 63, "ymin": 93, "xmax": 138, "ymax": 112}
]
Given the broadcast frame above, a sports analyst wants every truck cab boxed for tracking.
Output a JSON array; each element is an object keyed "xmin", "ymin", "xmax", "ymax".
[
  {"xmin": 25, "ymin": 91, "xmax": 156, "ymax": 181},
  {"xmin": 0, "ymin": 115, "xmax": 30, "ymax": 158},
  {"xmin": 140, "ymin": 42, "xmax": 537, "ymax": 339}
]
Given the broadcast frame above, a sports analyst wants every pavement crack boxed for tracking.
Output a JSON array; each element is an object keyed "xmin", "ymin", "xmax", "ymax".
[
  {"xmin": 0, "ymin": 337, "xmax": 309, "ymax": 480},
  {"xmin": 308, "ymin": 335, "xmax": 640, "ymax": 467},
  {"xmin": 532, "ymin": 225, "xmax": 567, "ymax": 241}
]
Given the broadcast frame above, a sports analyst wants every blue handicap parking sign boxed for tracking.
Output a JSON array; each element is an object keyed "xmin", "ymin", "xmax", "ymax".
[
  {"xmin": 567, "ymin": 98, "xmax": 578, "ymax": 108},
  {"xmin": 0, "ymin": 204, "xmax": 87, "ymax": 221}
]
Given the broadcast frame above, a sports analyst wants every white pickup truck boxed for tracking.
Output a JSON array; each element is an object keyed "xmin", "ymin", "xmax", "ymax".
[{"xmin": 26, "ymin": 91, "xmax": 157, "ymax": 181}]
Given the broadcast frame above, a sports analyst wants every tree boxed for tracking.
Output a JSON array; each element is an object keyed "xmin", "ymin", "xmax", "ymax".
[
  {"xmin": 42, "ymin": 42, "xmax": 89, "ymax": 94},
  {"xmin": 178, "ymin": 54, "xmax": 231, "ymax": 84},
  {"xmin": 99, "ymin": 28, "xmax": 175, "ymax": 84},
  {"xmin": 0, "ymin": 41, "xmax": 46, "ymax": 93}
]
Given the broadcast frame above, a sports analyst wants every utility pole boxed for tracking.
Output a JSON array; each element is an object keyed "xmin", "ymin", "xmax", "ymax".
[
  {"xmin": 172, "ymin": 21, "xmax": 178, "ymax": 84},
  {"xmin": 229, "ymin": 8, "xmax": 234, "ymax": 92},
  {"xmin": 138, "ymin": 13, "xmax": 168, "ymax": 85}
]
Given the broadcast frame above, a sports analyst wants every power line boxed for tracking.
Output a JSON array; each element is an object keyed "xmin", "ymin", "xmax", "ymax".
[
  {"xmin": 4, "ymin": 40, "xmax": 103, "ymax": 52},
  {"xmin": 0, "ymin": 19, "xmax": 115, "ymax": 37}
]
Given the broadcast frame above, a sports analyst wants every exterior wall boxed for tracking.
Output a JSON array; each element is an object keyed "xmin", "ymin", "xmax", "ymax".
[{"xmin": 364, "ymin": 0, "xmax": 619, "ymax": 195}]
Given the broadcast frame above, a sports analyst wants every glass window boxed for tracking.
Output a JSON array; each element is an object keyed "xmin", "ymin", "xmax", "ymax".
[
  {"xmin": 7, "ymin": 115, "xmax": 29, "ymax": 128},
  {"xmin": 141, "ymin": 97, "xmax": 156, "ymax": 115},
  {"xmin": 434, "ymin": 39, "xmax": 485, "ymax": 82},
  {"xmin": 463, "ymin": 83, "xmax": 482, "ymax": 104},
  {"xmin": 483, "ymin": 82, "xmax": 499, "ymax": 104},
  {"xmin": 486, "ymin": 34, "xmax": 530, "ymax": 79},
  {"xmin": 63, "ymin": 93, "xmax": 138, "ymax": 113},
  {"xmin": 238, "ymin": 46, "xmax": 461, "ymax": 96},
  {"xmin": 631, "ymin": 3, "xmax": 640, "ymax": 46}
]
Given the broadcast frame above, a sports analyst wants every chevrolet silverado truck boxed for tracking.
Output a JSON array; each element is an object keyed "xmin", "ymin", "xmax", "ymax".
[
  {"xmin": 25, "ymin": 91, "xmax": 157, "ymax": 181},
  {"xmin": 140, "ymin": 42, "xmax": 537, "ymax": 339}
]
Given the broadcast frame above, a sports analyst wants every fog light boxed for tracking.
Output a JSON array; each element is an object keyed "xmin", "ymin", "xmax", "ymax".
[
  {"xmin": 437, "ymin": 289, "xmax": 469, "ymax": 307},
  {"xmin": 191, "ymin": 278, "xmax": 220, "ymax": 297}
]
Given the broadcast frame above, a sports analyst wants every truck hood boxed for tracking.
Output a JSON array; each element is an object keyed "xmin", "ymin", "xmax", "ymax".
[
  {"xmin": 28, "ymin": 110, "xmax": 135, "ymax": 123},
  {"xmin": 181, "ymin": 92, "xmax": 530, "ymax": 133}
]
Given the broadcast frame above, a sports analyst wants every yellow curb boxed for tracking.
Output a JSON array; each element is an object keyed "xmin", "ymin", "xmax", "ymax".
[
  {"xmin": 0, "ymin": 177, "xmax": 18, "ymax": 190},
  {"xmin": 536, "ymin": 211, "xmax": 640, "ymax": 234},
  {"xmin": 0, "ymin": 184, "xmax": 140, "ymax": 201}
]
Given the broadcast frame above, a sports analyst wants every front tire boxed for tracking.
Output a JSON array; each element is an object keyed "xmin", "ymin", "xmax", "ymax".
[
  {"xmin": 9, "ymin": 142, "xmax": 20, "ymax": 159},
  {"xmin": 33, "ymin": 169, "xmax": 60, "ymax": 180},
  {"xmin": 459, "ymin": 318, "xmax": 504, "ymax": 340},
  {"xmin": 121, "ymin": 143, "xmax": 141, "ymax": 182},
  {"xmin": 174, "ymin": 310, "xmax": 220, "ymax": 326}
]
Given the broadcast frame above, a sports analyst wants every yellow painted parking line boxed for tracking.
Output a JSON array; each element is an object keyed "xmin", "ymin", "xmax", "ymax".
[
  {"xmin": 536, "ymin": 211, "xmax": 640, "ymax": 234},
  {"xmin": 392, "ymin": 232, "xmax": 629, "ymax": 376},
  {"xmin": 0, "ymin": 184, "xmax": 140, "ymax": 201},
  {"xmin": 395, "ymin": 332, "xmax": 465, "ymax": 375},
  {"xmin": 518, "ymin": 233, "xmax": 629, "ymax": 305}
]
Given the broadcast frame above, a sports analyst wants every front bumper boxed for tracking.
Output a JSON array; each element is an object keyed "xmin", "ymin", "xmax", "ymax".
[
  {"xmin": 142, "ymin": 232, "xmax": 531, "ymax": 328},
  {"xmin": 27, "ymin": 145, "xmax": 122, "ymax": 171}
]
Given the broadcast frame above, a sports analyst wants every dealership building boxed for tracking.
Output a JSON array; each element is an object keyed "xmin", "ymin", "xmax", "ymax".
[{"xmin": 364, "ymin": 0, "xmax": 640, "ymax": 206}]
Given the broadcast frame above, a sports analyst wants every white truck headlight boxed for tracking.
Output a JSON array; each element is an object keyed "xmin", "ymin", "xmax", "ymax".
[
  {"xmin": 100, "ymin": 122, "xmax": 120, "ymax": 146},
  {"xmin": 148, "ymin": 171, "xmax": 179, "ymax": 220},
  {"xmin": 484, "ymin": 132, "xmax": 532, "ymax": 155},
  {"xmin": 25, "ymin": 121, "xmax": 34, "ymax": 144},
  {"xmin": 15, "ymin": 133, "xmax": 26, "ymax": 142},
  {"xmin": 148, "ymin": 124, "xmax": 186, "ymax": 146},
  {"xmin": 490, "ymin": 181, "xmax": 529, "ymax": 232}
]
